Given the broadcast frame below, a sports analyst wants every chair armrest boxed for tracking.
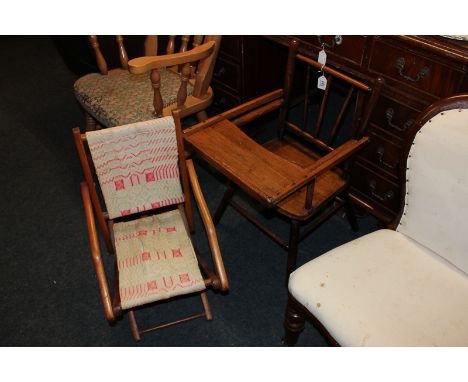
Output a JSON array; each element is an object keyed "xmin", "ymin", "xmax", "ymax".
[
  {"xmin": 80, "ymin": 182, "xmax": 115, "ymax": 322},
  {"xmin": 275, "ymin": 137, "xmax": 370, "ymax": 204},
  {"xmin": 305, "ymin": 137, "xmax": 369, "ymax": 179},
  {"xmin": 186, "ymin": 160, "xmax": 229, "ymax": 291},
  {"xmin": 128, "ymin": 41, "xmax": 215, "ymax": 74}
]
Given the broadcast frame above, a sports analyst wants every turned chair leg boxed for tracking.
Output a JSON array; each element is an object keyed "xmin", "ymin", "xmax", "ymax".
[
  {"xmin": 286, "ymin": 220, "xmax": 301, "ymax": 282},
  {"xmin": 127, "ymin": 310, "xmax": 141, "ymax": 342},
  {"xmin": 283, "ymin": 296, "xmax": 306, "ymax": 346},
  {"xmin": 213, "ymin": 183, "xmax": 236, "ymax": 225}
]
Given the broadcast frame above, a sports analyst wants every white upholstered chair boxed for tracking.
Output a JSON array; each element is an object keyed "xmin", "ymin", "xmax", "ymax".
[{"xmin": 283, "ymin": 94, "xmax": 468, "ymax": 346}]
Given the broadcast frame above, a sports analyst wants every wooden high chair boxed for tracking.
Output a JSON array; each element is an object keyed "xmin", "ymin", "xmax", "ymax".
[
  {"xmin": 73, "ymin": 109, "xmax": 228, "ymax": 341},
  {"xmin": 184, "ymin": 39, "xmax": 383, "ymax": 280}
]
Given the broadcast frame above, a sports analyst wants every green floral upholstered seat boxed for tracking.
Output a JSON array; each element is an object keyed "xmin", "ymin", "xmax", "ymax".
[{"xmin": 74, "ymin": 68, "xmax": 194, "ymax": 127}]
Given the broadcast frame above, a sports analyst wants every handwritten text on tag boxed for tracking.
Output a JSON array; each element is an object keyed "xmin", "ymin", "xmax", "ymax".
[{"xmin": 317, "ymin": 75, "xmax": 327, "ymax": 90}]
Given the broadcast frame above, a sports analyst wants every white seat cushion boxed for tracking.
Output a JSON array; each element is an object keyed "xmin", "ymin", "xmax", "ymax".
[{"xmin": 289, "ymin": 229, "xmax": 468, "ymax": 346}]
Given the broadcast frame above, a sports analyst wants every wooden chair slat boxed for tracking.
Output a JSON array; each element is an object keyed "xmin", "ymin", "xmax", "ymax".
[
  {"xmin": 314, "ymin": 75, "xmax": 333, "ymax": 137},
  {"xmin": 166, "ymin": 35, "xmax": 176, "ymax": 54},
  {"xmin": 144, "ymin": 35, "xmax": 158, "ymax": 56},
  {"xmin": 297, "ymin": 53, "xmax": 371, "ymax": 91},
  {"xmin": 115, "ymin": 35, "xmax": 128, "ymax": 70},
  {"xmin": 302, "ymin": 65, "xmax": 312, "ymax": 130},
  {"xmin": 88, "ymin": 35, "xmax": 108, "ymax": 75},
  {"xmin": 329, "ymin": 85, "xmax": 355, "ymax": 146}
]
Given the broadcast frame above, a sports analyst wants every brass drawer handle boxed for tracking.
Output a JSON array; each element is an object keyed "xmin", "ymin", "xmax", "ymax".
[
  {"xmin": 395, "ymin": 57, "xmax": 430, "ymax": 82},
  {"xmin": 385, "ymin": 108, "xmax": 414, "ymax": 132},
  {"xmin": 377, "ymin": 146, "xmax": 399, "ymax": 170},
  {"xmin": 317, "ymin": 35, "xmax": 343, "ymax": 48},
  {"xmin": 369, "ymin": 180, "xmax": 395, "ymax": 201}
]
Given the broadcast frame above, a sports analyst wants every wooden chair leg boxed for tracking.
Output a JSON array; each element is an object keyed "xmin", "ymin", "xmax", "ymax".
[
  {"xmin": 343, "ymin": 192, "xmax": 359, "ymax": 232},
  {"xmin": 127, "ymin": 310, "xmax": 141, "ymax": 341},
  {"xmin": 286, "ymin": 220, "xmax": 300, "ymax": 281},
  {"xmin": 200, "ymin": 290, "xmax": 213, "ymax": 320},
  {"xmin": 85, "ymin": 112, "xmax": 97, "ymax": 131},
  {"xmin": 213, "ymin": 183, "xmax": 236, "ymax": 225},
  {"xmin": 283, "ymin": 296, "xmax": 306, "ymax": 346}
]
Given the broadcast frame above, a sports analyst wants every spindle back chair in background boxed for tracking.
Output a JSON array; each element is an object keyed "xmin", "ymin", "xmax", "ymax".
[
  {"xmin": 74, "ymin": 35, "xmax": 221, "ymax": 131},
  {"xmin": 73, "ymin": 109, "xmax": 228, "ymax": 341},
  {"xmin": 184, "ymin": 39, "xmax": 384, "ymax": 280}
]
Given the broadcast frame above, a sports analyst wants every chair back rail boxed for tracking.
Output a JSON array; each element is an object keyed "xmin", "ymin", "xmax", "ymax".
[{"xmin": 184, "ymin": 89, "xmax": 285, "ymax": 135}]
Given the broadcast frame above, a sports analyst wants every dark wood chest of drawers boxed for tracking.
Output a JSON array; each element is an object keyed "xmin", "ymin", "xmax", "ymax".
[
  {"xmin": 210, "ymin": 36, "xmax": 286, "ymax": 111},
  {"xmin": 212, "ymin": 35, "xmax": 468, "ymax": 224}
]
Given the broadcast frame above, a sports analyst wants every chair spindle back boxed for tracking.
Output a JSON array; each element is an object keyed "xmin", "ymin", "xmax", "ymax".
[
  {"xmin": 280, "ymin": 40, "xmax": 383, "ymax": 153},
  {"xmin": 88, "ymin": 35, "xmax": 206, "ymax": 75}
]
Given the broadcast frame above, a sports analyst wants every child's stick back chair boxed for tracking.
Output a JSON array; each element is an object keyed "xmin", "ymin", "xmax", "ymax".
[{"xmin": 184, "ymin": 38, "xmax": 384, "ymax": 280}]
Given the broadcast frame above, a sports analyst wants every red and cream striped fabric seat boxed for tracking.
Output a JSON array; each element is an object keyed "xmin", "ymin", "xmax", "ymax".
[
  {"xmin": 114, "ymin": 210, "xmax": 205, "ymax": 309},
  {"xmin": 86, "ymin": 117, "xmax": 204, "ymax": 309}
]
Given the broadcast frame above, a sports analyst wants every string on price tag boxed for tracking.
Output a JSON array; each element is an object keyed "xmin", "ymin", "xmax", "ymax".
[{"xmin": 317, "ymin": 47, "xmax": 327, "ymax": 90}]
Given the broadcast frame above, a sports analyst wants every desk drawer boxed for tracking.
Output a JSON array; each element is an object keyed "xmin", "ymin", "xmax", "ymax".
[
  {"xmin": 298, "ymin": 35, "xmax": 367, "ymax": 66},
  {"xmin": 351, "ymin": 161, "xmax": 401, "ymax": 213},
  {"xmin": 369, "ymin": 39, "xmax": 464, "ymax": 98},
  {"xmin": 370, "ymin": 96, "xmax": 422, "ymax": 139},
  {"xmin": 359, "ymin": 128, "xmax": 401, "ymax": 179}
]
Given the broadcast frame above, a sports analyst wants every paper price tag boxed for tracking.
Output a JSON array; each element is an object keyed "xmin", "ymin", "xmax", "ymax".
[
  {"xmin": 318, "ymin": 49, "xmax": 327, "ymax": 66},
  {"xmin": 317, "ymin": 75, "xmax": 327, "ymax": 90}
]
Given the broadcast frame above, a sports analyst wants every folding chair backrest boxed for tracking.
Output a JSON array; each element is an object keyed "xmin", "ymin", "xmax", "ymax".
[{"xmin": 84, "ymin": 117, "xmax": 184, "ymax": 219}]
